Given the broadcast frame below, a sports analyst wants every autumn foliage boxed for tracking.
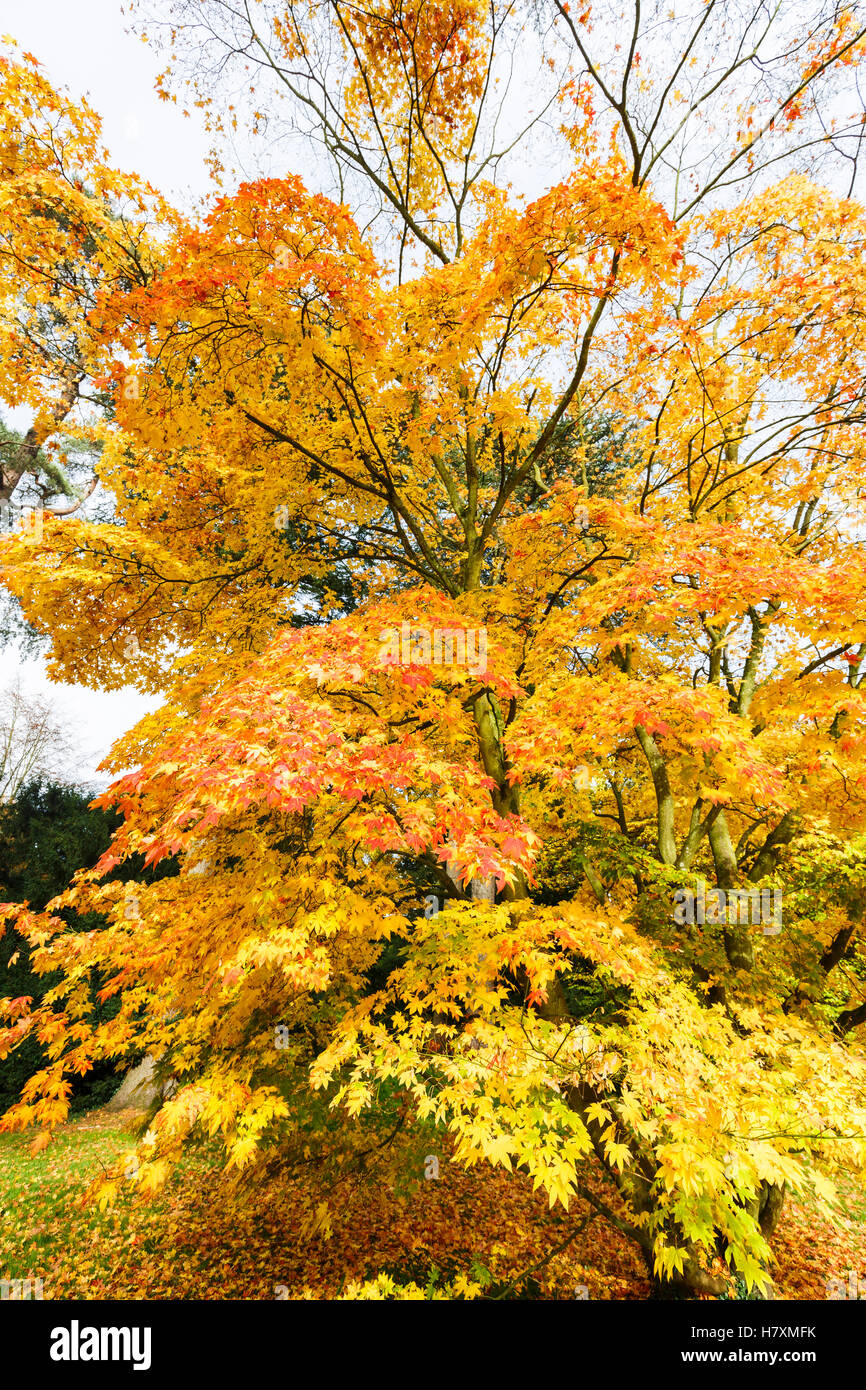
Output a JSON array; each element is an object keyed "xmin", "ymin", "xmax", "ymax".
[{"xmin": 3, "ymin": 0, "xmax": 866, "ymax": 1297}]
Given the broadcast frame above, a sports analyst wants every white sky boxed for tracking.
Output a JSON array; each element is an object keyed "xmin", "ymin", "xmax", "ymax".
[
  {"xmin": 0, "ymin": 0, "xmax": 213, "ymax": 200},
  {"xmin": 0, "ymin": 0, "xmax": 213, "ymax": 787}
]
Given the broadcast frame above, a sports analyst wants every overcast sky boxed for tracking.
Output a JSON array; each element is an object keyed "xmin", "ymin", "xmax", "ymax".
[
  {"xmin": 0, "ymin": 0, "xmax": 214, "ymax": 788},
  {"xmin": 3, "ymin": 0, "xmax": 212, "ymax": 199}
]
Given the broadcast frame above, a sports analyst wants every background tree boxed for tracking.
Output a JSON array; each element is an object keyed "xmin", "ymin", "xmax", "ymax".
[
  {"xmin": 0, "ymin": 779, "xmax": 121, "ymax": 1115},
  {"xmin": 0, "ymin": 679, "xmax": 77, "ymax": 803},
  {"xmin": 0, "ymin": 777, "xmax": 180, "ymax": 1116}
]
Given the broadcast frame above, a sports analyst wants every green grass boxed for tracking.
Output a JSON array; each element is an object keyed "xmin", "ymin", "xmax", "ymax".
[
  {"xmin": 0, "ymin": 1108, "xmax": 224, "ymax": 1296},
  {"xmin": 835, "ymin": 1171, "xmax": 866, "ymax": 1226},
  {"xmin": 0, "ymin": 1111, "xmax": 138, "ymax": 1283}
]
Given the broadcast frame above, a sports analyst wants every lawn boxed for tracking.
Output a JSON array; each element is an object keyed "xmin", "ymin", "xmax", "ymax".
[{"xmin": 1, "ymin": 1108, "xmax": 864, "ymax": 1300}]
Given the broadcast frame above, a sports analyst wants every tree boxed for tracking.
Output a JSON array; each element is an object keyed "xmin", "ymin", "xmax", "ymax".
[
  {"xmin": 0, "ymin": 42, "xmax": 169, "ymax": 512},
  {"xmin": 0, "ymin": 679, "xmax": 76, "ymax": 802},
  {"xmin": 0, "ymin": 779, "xmax": 122, "ymax": 1114},
  {"xmin": 2, "ymin": 4, "xmax": 866, "ymax": 1296},
  {"xmin": 0, "ymin": 777, "xmax": 179, "ymax": 1115}
]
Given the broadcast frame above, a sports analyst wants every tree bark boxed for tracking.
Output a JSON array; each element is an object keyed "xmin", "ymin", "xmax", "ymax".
[
  {"xmin": 634, "ymin": 724, "xmax": 677, "ymax": 865},
  {"xmin": 785, "ymin": 913, "xmax": 860, "ymax": 1013},
  {"xmin": 836, "ymin": 1000, "xmax": 866, "ymax": 1036},
  {"xmin": 0, "ymin": 368, "xmax": 83, "ymax": 505},
  {"xmin": 709, "ymin": 813, "xmax": 755, "ymax": 973}
]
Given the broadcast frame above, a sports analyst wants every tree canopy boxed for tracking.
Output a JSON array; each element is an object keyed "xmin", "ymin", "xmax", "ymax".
[{"xmin": 2, "ymin": 1, "xmax": 866, "ymax": 1295}]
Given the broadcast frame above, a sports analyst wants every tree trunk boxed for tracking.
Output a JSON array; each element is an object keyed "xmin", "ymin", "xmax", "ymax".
[
  {"xmin": 709, "ymin": 813, "xmax": 755, "ymax": 973},
  {"xmin": 758, "ymin": 1181, "xmax": 786, "ymax": 1238}
]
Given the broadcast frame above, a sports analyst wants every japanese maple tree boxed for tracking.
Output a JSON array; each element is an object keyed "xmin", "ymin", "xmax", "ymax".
[{"xmin": 3, "ymin": 1, "xmax": 866, "ymax": 1296}]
